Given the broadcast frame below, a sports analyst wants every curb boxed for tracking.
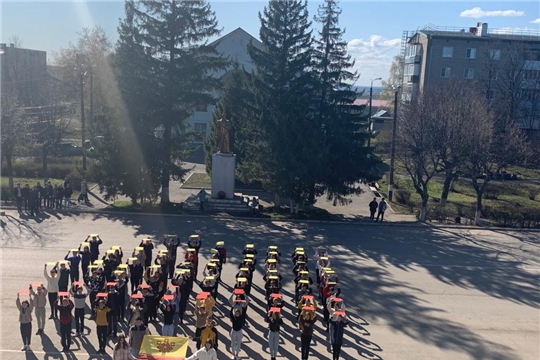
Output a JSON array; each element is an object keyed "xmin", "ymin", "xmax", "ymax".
[{"xmin": 1, "ymin": 205, "xmax": 539, "ymax": 231}]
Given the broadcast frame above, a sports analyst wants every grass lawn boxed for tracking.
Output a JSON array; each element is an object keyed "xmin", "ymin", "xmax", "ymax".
[
  {"xmin": 379, "ymin": 174, "xmax": 540, "ymax": 221},
  {"xmin": 181, "ymin": 173, "xmax": 211, "ymax": 189}
]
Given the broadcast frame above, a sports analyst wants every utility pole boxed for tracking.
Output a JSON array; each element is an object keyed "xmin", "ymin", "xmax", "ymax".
[
  {"xmin": 388, "ymin": 86, "xmax": 400, "ymax": 202},
  {"xmin": 368, "ymin": 77, "xmax": 381, "ymax": 148},
  {"xmin": 89, "ymin": 71, "xmax": 93, "ymax": 123}
]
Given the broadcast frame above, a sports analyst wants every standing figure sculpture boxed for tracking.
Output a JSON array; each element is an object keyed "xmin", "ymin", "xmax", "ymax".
[{"xmin": 216, "ymin": 115, "xmax": 232, "ymax": 154}]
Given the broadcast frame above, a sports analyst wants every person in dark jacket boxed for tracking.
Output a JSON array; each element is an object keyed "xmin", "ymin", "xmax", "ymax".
[
  {"xmin": 78, "ymin": 244, "xmax": 91, "ymax": 276},
  {"xmin": 56, "ymin": 185, "xmax": 64, "ymax": 209},
  {"xmin": 129, "ymin": 258, "xmax": 144, "ymax": 294},
  {"xmin": 55, "ymin": 297, "xmax": 74, "ymax": 352},
  {"xmin": 369, "ymin": 198, "xmax": 378, "ymax": 221},
  {"xmin": 65, "ymin": 250, "xmax": 81, "ymax": 282},
  {"xmin": 64, "ymin": 184, "xmax": 73, "ymax": 209},
  {"xmin": 329, "ymin": 313, "xmax": 348, "ymax": 360},
  {"xmin": 87, "ymin": 235, "xmax": 103, "ymax": 263},
  {"xmin": 299, "ymin": 311, "xmax": 317, "ymax": 360},
  {"xmin": 160, "ymin": 299, "xmax": 176, "ymax": 336},
  {"xmin": 46, "ymin": 182, "xmax": 53, "ymax": 208},
  {"xmin": 36, "ymin": 182, "xmax": 44, "ymax": 209},
  {"xmin": 54, "ymin": 262, "xmax": 71, "ymax": 292},
  {"xmin": 28, "ymin": 187, "xmax": 39, "ymax": 216},
  {"xmin": 265, "ymin": 309, "xmax": 283, "ymax": 360},
  {"xmin": 106, "ymin": 287, "xmax": 119, "ymax": 337},
  {"xmin": 139, "ymin": 239, "xmax": 154, "ymax": 268},
  {"xmin": 22, "ymin": 184, "xmax": 30, "ymax": 211},
  {"xmin": 13, "ymin": 183, "xmax": 23, "ymax": 213},
  {"xmin": 164, "ymin": 235, "xmax": 180, "ymax": 279},
  {"xmin": 229, "ymin": 306, "xmax": 247, "ymax": 360}
]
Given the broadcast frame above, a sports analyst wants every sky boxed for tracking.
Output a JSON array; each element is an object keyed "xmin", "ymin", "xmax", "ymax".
[{"xmin": 1, "ymin": 1, "xmax": 539, "ymax": 86}]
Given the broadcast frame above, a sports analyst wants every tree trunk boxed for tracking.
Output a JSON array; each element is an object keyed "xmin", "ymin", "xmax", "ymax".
[
  {"xmin": 160, "ymin": 124, "xmax": 172, "ymax": 204},
  {"xmin": 42, "ymin": 148, "xmax": 49, "ymax": 184},
  {"xmin": 5, "ymin": 151, "xmax": 14, "ymax": 191},
  {"xmin": 474, "ymin": 191, "xmax": 483, "ymax": 225},
  {"xmin": 307, "ymin": 184, "xmax": 315, "ymax": 208},
  {"xmin": 419, "ymin": 195, "xmax": 428, "ymax": 222},
  {"xmin": 274, "ymin": 194, "xmax": 281, "ymax": 208},
  {"xmin": 440, "ymin": 170, "xmax": 454, "ymax": 206},
  {"xmin": 290, "ymin": 199, "xmax": 296, "ymax": 214}
]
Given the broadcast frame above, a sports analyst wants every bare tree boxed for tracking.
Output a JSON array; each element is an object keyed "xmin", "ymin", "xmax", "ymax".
[
  {"xmin": 0, "ymin": 83, "xmax": 26, "ymax": 191},
  {"xmin": 8, "ymin": 34, "xmax": 23, "ymax": 47},
  {"xmin": 27, "ymin": 80, "xmax": 75, "ymax": 183},
  {"xmin": 397, "ymin": 90, "xmax": 441, "ymax": 221}
]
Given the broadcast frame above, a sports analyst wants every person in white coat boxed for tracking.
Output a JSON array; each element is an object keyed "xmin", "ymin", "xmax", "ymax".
[{"xmin": 186, "ymin": 339, "xmax": 217, "ymax": 360}]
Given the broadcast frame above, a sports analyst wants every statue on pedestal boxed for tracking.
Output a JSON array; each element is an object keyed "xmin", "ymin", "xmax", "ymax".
[{"xmin": 216, "ymin": 114, "xmax": 232, "ymax": 154}]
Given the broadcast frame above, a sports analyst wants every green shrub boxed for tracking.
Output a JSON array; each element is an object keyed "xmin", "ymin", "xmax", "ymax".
[
  {"xmin": 483, "ymin": 205, "xmax": 540, "ymax": 228},
  {"xmin": 395, "ymin": 189, "xmax": 412, "ymax": 205},
  {"xmin": 528, "ymin": 188, "xmax": 539, "ymax": 201},
  {"xmin": 426, "ymin": 204, "xmax": 451, "ymax": 222},
  {"xmin": 1, "ymin": 185, "xmax": 13, "ymax": 202},
  {"xmin": 1, "ymin": 161, "xmax": 75, "ymax": 180}
]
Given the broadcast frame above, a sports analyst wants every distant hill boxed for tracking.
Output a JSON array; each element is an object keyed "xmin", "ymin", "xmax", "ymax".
[{"xmin": 354, "ymin": 85, "xmax": 382, "ymax": 98}]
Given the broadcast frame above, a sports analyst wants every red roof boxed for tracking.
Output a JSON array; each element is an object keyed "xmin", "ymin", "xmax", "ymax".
[{"xmin": 353, "ymin": 99, "xmax": 391, "ymax": 107}]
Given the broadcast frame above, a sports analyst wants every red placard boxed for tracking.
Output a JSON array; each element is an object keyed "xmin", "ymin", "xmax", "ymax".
[
  {"xmin": 270, "ymin": 293, "xmax": 282, "ymax": 299},
  {"xmin": 18, "ymin": 290, "xmax": 30, "ymax": 295},
  {"xmin": 97, "ymin": 292, "xmax": 108, "ymax": 298},
  {"xmin": 131, "ymin": 293, "xmax": 143, "ymax": 299},
  {"xmin": 196, "ymin": 292, "xmax": 210, "ymax": 300},
  {"xmin": 168, "ymin": 285, "xmax": 178, "ymax": 289},
  {"xmin": 302, "ymin": 306, "xmax": 315, "ymax": 311},
  {"xmin": 302, "ymin": 295, "xmax": 314, "ymax": 300},
  {"xmin": 106, "ymin": 282, "xmax": 116, "ymax": 287},
  {"xmin": 270, "ymin": 307, "xmax": 281, "ymax": 313},
  {"xmin": 163, "ymin": 294, "xmax": 174, "ymax": 301},
  {"xmin": 233, "ymin": 299, "xmax": 246, "ymax": 303},
  {"xmin": 333, "ymin": 297, "xmax": 343, "ymax": 302},
  {"xmin": 138, "ymin": 284, "xmax": 150, "ymax": 290},
  {"xmin": 233, "ymin": 288, "xmax": 245, "ymax": 295},
  {"xmin": 334, "ymin": 311, "xmax": 346, "ymax": 316},
  {"xmin": 58, "ymin": 291, "xmax": 69, "ymax": 297}
]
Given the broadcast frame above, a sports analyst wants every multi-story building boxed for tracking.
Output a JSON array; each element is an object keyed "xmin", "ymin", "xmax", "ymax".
[
  {"xmin": 0, "ymin": 43, "xmax": 47, "ymax": 105},
  {"xmin": 400, "ymin": 23, "xmax": 540, "ymax": 129},
  {"xmin": 186, "ymin": 27, "xmax": 264, "ymax": 142}
]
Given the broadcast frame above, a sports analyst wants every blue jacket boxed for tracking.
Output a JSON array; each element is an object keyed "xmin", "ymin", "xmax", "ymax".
[{"xmin": 65, "ymin": 254, "xmax": 81, "ymax": 272}]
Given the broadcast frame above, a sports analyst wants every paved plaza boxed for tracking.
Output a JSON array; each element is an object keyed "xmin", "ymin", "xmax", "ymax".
[{"xmin": 0, "ymin": 210, "xmax": 539, "ymax": 360}]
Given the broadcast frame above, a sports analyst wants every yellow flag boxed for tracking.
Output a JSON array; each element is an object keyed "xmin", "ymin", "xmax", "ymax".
[{"xmin": 138, "ymin": 336, "xmax": 189, "ymax": 360}]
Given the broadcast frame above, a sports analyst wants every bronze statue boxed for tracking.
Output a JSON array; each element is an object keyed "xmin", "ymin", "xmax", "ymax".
[{"xmin": 216, "ymin": 114, "xmax": 232, "ymax": 153}]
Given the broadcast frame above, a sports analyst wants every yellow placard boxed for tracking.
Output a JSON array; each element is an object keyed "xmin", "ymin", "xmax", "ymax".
[
  {"xmin": 112, "ymin": 246, "xmax": 121, "ymax": 250},
  {"xmin": 93, "ymin": 260, "xmax": 103, "ymax": 265},
  {"xmin": 118, "ymin": 264, "xmax": 128, "ymax": 269},
  {"xmin": 216, "ymin": 241, "xmax": 224, "ymax": 246},
  {"xmin": 89, "ymin": 234, "xmax": 98, "ymax": 237},
  {"xmin": 46, "ymin": 262, "xmax": 56, "ymax": 266},
  {"xmin": 80, "ymin": 242, "xmax": 90, "ymax": 247},
  {"xmin": 135, "ymin": 247, "xmax": 144, "ymax": 251}
]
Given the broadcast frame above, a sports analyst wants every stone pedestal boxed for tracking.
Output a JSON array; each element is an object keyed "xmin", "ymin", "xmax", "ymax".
[{"xmin": 211, "ymin": 153, "xmax": 236, "ymax": 199}]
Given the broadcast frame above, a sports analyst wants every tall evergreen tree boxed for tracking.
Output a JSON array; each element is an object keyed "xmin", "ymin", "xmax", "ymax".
[
  {"xmin": 248, "ymin": 0, "xmax": 319, "ymax": 208},
  {"xmin": 204, "ymin": 66, "xmax": 260, "ymax": 183},
  {"xmin": 313, "ymin": 0, "xmax": 381, "ymax": 205},
  {"xmin": 118, "ymin": 0, "xmax": 227, "ymax": 203}
]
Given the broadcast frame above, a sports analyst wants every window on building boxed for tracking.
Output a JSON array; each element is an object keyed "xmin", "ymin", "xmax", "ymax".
[
  {"xmin": 466, "ymin": 48, "xmax": 476, "ymax": 59},
  {"xmin": 489, "ymin": 49, "xmax": 501, "ymax": 61},
  {"xmin": 486, "ymin": 89, "xmax": 495, "ymax": 101},
  {"xmin": 441, "ymin": 67, "xmax": 451, "ymax": 78},
  {"xmin": 194, "ymin": 122, "xmax": 207, "ymax": 136},
  {"xmin": 404, "ymin": 64, "xmax": 415, "ymax": 76},
  {"xmin": 464, "ymin": 68, "xmax": 474, "ymax": 79},
  {"xmin": 406, "ymin": 45, "xmax": 417, "ymax": 57},
  {"xmin": 442, "ymin": 46, "xmax": 453, "ymax": 58}
]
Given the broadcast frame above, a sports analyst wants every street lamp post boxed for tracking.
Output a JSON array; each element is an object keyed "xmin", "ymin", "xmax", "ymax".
[
  {"xmin": 368, "ymin": 77, "xmax": 382, "ymax": 148},
  {"xmin": 388, "ymin": 85, "xmax": 401, "ymax": 202},
  {"xmin": 76, "ymin": 54, "xmax": 87, "ymax": 174}
]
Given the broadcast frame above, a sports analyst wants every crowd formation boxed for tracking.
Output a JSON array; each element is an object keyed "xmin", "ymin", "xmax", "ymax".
[{"xmin": 16, "ymin": 233, "xmax": 350, "ymax": 360}]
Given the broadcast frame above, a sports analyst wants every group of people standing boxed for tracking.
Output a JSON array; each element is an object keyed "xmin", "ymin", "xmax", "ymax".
[
  {"xmin": 12, "ymin": 178, "xmax": 89, "ymax": 215},
  {"xmin": 16, "ymin": 233, "xmax": 351, "ymax": 359}
]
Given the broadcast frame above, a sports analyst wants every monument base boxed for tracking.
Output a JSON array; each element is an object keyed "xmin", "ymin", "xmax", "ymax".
[{"xmin": 211, "ymin": 153, "xmax": 236, "ymax": 200}]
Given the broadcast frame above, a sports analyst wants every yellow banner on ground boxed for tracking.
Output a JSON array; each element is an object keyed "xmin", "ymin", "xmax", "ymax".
[{"xmin": 138, "ymin": 336, "xmax": 189, "ymax": 360}]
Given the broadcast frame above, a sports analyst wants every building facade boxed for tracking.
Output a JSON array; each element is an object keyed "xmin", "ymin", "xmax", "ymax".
[
  {"xmin": 0, "ymin": 43, "xmax": 47, "ymax": 105},
  {"xmin": 186, "ymin": 27, "xmax": 264, "ymax": 142},
  {"xmin": 400, "ymin": 23, "xmax": 540, "ymax": 129}
]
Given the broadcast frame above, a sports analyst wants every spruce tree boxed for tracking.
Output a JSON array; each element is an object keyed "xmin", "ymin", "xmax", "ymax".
[
  {"xmin": 121, "ymin": 0, "xmax": 227, "ymax": 203},
  {"xmin": 313, "ymin": 0, "xmax": 381, "ymax": 205},
  {"xmin": 249, "ymin": 0, "xmax": 320, "ymax": 208}
]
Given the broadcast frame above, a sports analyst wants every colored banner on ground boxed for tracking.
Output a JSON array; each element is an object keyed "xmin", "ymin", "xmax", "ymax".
[{"xmin": 137, "ymin": 336, "xmax": 189, "ymax": 360}]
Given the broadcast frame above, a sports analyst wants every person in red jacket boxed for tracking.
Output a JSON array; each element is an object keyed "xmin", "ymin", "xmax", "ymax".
[{"xmin": 55, "ymin": 296, "xmax": 74, "ymax": 352}]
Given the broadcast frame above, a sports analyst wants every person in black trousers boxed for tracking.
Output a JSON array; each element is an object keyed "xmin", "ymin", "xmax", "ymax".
[
  {"xmin": 70, "ymin": 284, "xmax": 88, "ymax": 336},
  {"xmin": 22, "ymin": 184, "xmax": 30, "ymax": 211},
  {"xmin": 87, "ymin": 235, "xmax": 103, "ymax": 263},
  {"xmin": 13, "ymin": 183, "xmax": 24, "ymax": 213},
  {"xmin": 54, "ymin": 262, "xmax": 71, "ymax": 292},
  {"xmin": 55, "ymin": 297, "xmax": 74, "ymax": 352},
  {"xmin": 369, "ymin": 198, "xmax": 378, "ymax": 221},
  {"xmin": 79, "ymin": 245, "xmax": 91, "ymax": 276},
  {"xmin": 93, "ymin": 300, "xmax": 111, "ymax": 354},
  {"xmin": 329, "ymin": 313, "xmax": 348, "ymax": 360},
  {"xmin": 139, "ymin": 239, "xmax": 154, "ymax": 269},
  {"xmin": 65, "ymin": 250, "xmax": 81, "ymax": 283},
  {"xmin": 299, "ymin": 311, "xmax": 317, "ymax": 360},
  {"xmin": 106, "ymin": 288, "xmax": 119, "ymax": 337},
  {"xmin": 164, "ymin": 235, "xmax": 180, "ymax": 279},
  {"xmin": 129, "ymin": 259, "xmax": 144, "ymax": 294}
]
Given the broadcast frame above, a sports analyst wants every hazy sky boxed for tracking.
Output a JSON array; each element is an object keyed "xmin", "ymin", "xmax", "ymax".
[{"xmin": 2, "ymin": 0, "xmax": 539, "ymax": 86}]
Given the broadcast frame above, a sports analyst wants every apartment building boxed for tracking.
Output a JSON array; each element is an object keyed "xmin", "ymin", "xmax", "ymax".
[{"xmin": 400, "ymin": 23, "xmax": 540, "ymax": 129}]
